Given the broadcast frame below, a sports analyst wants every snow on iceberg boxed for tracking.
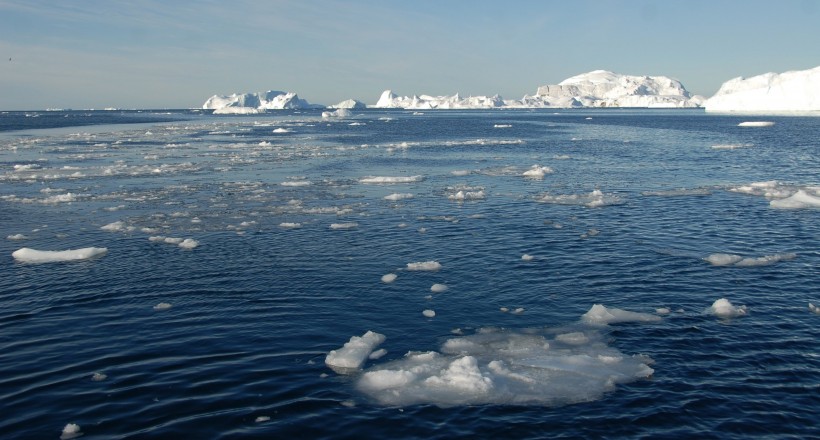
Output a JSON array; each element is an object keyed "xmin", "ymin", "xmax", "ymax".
[
  {"xmin": 704, "ymin": 65, "xmax": 820, "ymax": 113},
  {"xmin": 12, "ymin": 247, "xmax": 107, "ymax": 263},
  {"xmin": 325, "ymin": 331, "xmax": 386, "ymax": 373},
  {"xmin": 203, "ymin": 90, "xmax": 322, "ymax": 111}
]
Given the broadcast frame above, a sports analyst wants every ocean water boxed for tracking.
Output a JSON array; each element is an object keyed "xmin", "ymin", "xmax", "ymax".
[{"xmin": 1, "ymin": 109, "xmax": 818, "ymax": 439}]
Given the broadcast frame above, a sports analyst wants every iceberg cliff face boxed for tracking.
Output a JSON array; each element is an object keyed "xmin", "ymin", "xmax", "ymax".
[
  {"xmin": 202, "ymin": 90, "xmax": 322, "ymax": 111},
  {"xmin": 703, "ymin": 66, "xmax": 820, "ymax": 113},
  {"xmin": 374, "ymin": 70, "xmax": 702, "ymax": 109}
]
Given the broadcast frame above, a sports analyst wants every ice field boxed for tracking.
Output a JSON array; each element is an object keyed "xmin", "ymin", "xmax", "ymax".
[{"xmin": 1, "ymin": 109, "xmax": 818, "ymax": 438}]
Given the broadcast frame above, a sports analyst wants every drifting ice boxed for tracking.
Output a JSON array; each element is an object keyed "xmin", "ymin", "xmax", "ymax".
[
  {"xmin": 325, "ymin": 331, "xmax": 386, "ymax": 373},
  {"xmin": 709, "ymin": 298, "xmax": 748, "ymax": 318},
  {"xmin": 12, "ymin": 247, "xmax": 107, "ymax": 263},
  {"xmin": 407, "ymin": 261, "xmax": 442, "ymax": 271}
]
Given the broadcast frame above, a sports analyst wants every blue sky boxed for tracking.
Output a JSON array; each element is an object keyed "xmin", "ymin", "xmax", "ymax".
[{"xmin": 1, "ymin": 0, "xmax": 818, "ymax": 109}]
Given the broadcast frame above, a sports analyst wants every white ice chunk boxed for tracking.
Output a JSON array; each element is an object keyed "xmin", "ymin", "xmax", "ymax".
[
  {"xmin": 448, "ymin": 190, "xmax": 486, "ymax": 201},
  {"xmin": 539, "ymin": 189, "xmax": 622, "ymax": 208},
  {"xmin": 60, "ymin": 423, "xmax": 82, "ymax": 440},
  {"xmin": 381, "ymin": 273, "xmax": 397, "ymax": 283},
  {"xmin": 708, "ymin": 298, "xmax": 748, "ymax": 318},
  {"xmin": 522, "ymin": 164, "xmax": 553, "ymax": 179},
  {"xmin": 423, "ymin": 309, "xmax": 436, "ymax": 318},
  {"xmin": 407, "ymin": 261, "xmax": 441, "ymax": 271},
  {"xmin": 705, "ymin": 253, "xmax": 743, "ymax": 266},
  {"xmin": 279, "ymin": 222, "xmax": 302, "ymax": 229},
  {"xmin": 705, "ymin": 252, "xmax": 796, "ymax": 267},
  {"xmin": 737, "ymin": 121, "xmax": 775, "ymax": 127},
  {"xmin": 359, "ymin": 176, "xmax": 423, "ymax": 184},
  {"xmin": 809, "ymin": 303, "xmax": 820, "ymax": 315},
  {"xmin": 6, "ymin": 234, "xmax": 28, "ymax": 240},
  {"xmin": 581, "ymin": 304, "xmax": 662, "ymax": 326},
  {"xmin": 255, "ymin": 416, "xmax": 271, "ymax": 423},
  {"xmin": 178, "ymin": 239, "xmax": 199, "ymax": 249},
  {"xmin": 272, "ymin": 127, "xmax": 291, "ymax": 133},
  {"xmin": 384, "ymin": 193, "xmax": 414, "ymax": 201},
  {"xmin": 12, "ymin": 247, "xmax": 107, "ymax": 263},
  {"xmin": 431, "ymin": 283, "xmax": 448, "ymax": 293},
  {"xmin": 330, "ymin": 222, "xmax": 358, "ymax": 230},
  {"xmin": 100, "ymin": 221, "xmax": 126, "ymax": 232},
  {"xmin": 325, "ymin": 330, "xmax": 386, "ymax": 373},
  {"xmin": 369, "ymin": 348, "xmax": 388, "ymax": 360},
  {"xmin": 770, "ymin": 190, "xmax": 820, "ymax": 209},
  {"xmin": 153, "ymin": 302, "xmax": 172, "ymax": 311},
  {"xmin": 521, "ymin": 254, "xmax": 534, "ymax": 261}
]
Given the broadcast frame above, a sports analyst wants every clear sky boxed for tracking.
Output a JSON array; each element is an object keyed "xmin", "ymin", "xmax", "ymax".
[{"xmin": 1, "ymin": 0, "xmax": 818, "ymax": 110}]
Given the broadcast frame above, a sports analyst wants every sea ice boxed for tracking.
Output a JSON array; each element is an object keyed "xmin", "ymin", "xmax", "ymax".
[
  {"xmin": 91, "ymin": 372, "xmax": 107, "ymax": 381},
  {"xmin": 704, "ymin": 65, "xmax": 820, "ymax": 112},
  {"xmin": 407, "ymin": 261, "xmax": 441, "ymax": 271},
  {"xmin": 705, "ymin": 252, "xmax": 796, "ymax": 267},
  {"xmin": 448, "ymin": 190, "xmax": 485, "ymax": 201},
  {"xmin": 359, "ymin": 176, "xmax": 423, "ymax": 184},
  {"xmin": 708, "ymin": 298, "xmax": 748, "ymax": 318},
  {"xmin": 384, "ymin": 193, "xmax": 414, "ymax": 201},
  {"xmin": 255, "ymin": 416, "xmax": 271, "ymax": 423},
  {"xmin": 322, "ymin": 108, "xmax": 351, "ymax": 118},
  {"xmin": 423, "ymin": 309, "xmax": 436, "ymax": 318},
  {"xmin": 325, "ymin": 331, "xmax": 386, "ymax": 373},
  {"xmin": 153, "ymin": 302, "xmax": 172, "ymax": 310},
  {"xmin": 538, "ymin": 189, "xmax": 622, "ymax": 208},
  {"xmin": 178, "ymin": 239, "xmax": 199, "ymax": 249},
  {"xmin": 381, "ymin": 273, "xmax": 397, "ymax": 283},
  {"xmin": 431, "ymin": 283, "xmax": 448, "ymax": 293},
  {"xmin": 581, "ymin": 304, "xmax": 662, "ymax": 326},
  {"xmin": 809, "ymin": 303, "xmax": 820, "ymax": 315},
  {"xmin": 330, "ymin": 222, "xmax": 358, "ymax": 230},
  {"xmin": 6, "ymin": 234, "xmax": 27, "ymax": 240},
  {"xmin": 279, "ymin": 222, "xmax": 302, "ymax": 229},
  {"xmin": 521, "ymin": 254, "xmax": 534, "ymax": 261},
  {"xmin": 522, "ymin": 164, "xmax": 553, "ymax": 179},
  {"xmin": 704, "ymin": 253, "xmax": 743, "ymax": 266},
  {"xmin": 60, "ymin": 423, "xmax": 82, "ymax": 440},
  {"xmin": 737, "ymin": 121, "xmax": 775, "ymax": 127},
  {"xmin": 769, "ymin": 190, "xmax": 820, "ymax": 209},
  {"xmin": 100, "ymin": 221, "xmax": 127, "ymax": 232},
  {"xmin": 12, "ymin": 247, "xmax": 107, "ymax": 263}
]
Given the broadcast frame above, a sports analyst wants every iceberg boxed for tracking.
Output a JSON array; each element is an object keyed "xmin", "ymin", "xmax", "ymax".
[
  {"xmin": 704, "ymin": 65, "xmax": 820, "ymax": 113},
  {"xmin": 203, "ymin": 90, "xmax": 323, "ymax": 111},
  {"xmin": 374, "ymin": 70, "xmax": 702, "ymax": 109},
  {"xmin": 327, "ymin": 99, "xmax": 367, "ymax": 109}
]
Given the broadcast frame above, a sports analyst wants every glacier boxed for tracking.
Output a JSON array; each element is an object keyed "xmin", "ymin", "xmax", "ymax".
[
  {"xmin": 703, "ymin": 65, "xmax": 820, "ymax": 113},
  {"xmin": 374, "ymin": 70, "xmax": 703, "ymax": 109}
]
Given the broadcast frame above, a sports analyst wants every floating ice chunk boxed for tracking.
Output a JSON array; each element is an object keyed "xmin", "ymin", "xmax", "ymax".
[
  {"xmin": 809, "ymin": 303, "xmax": 820, "ymax": 315},
  {"xmin": 325, "ymin": 330, "xmax": 386, "ymax": 373},
  {"xmin": 512, "ymin": 307, "xmax": 525, "ymax": 315},
  {"xmin": 369, "ymin": 348, "xmax": 388, "ymax": 360},
  {"xmin": 384, "ymin": 193, "xmax": 414, "ymax": 201},
  {"xmin": 522, "ymin": 164, "xmax": 553, "ymax": 179},
  {"xmin": 709, "ymin": 298, "xmax": 748, "ymax": 318},
  {"xmin": 704, "ymin": 253, "xmax": 743, "ymax": 266},
  {"xmin": 581, "ymin": 304, "xmax": 662, "ymax": 326},
  {"xmin": 424, "ymin": 356, "xmax": 491, "ymax": 393},
  {"xmin": 770, "ymin": 190, "xmax": 820, "ymax": 209},
  {"xmin": 100, "ymin": 221, "xmax": 126, "ymax": 231},
  {"xmin": 281, "ymin": 180, "xmax": 311, "ymax": 187},
  {"xmin": 12, "ymin": 247, "xmax": 107, "ymax": 263},
  {"xmin": 494, "ymin": 124, "xmax": 512, "ymax": 128},
  {"xmin": 448, "ymin": 190, "xmax": 485, "ymax": 201},
  {"xmin": 6, "ymin": 234, "xmax": 27, "ymax": 240},
  {"xmin": 153, "ymin": 302, "xmax": 172, "ymax": 311},
  {"xmin": 423, "ymin": 309, "xmax": 436, "ymax": 318},
  {"xmin": 255, "ymin": 416, "xmax": 271, "ymax": 423},
  {"xmin": 656, "ymin": 308, "xmax": 671, "ymax": 315},
  {"xmin": 538, "ymin": 189, "xmax": 622, "ymax": 208},
  {"xmin": 213, "ymin": 106, "xmax": 260, "ymax": 114},
  {"xmin": 60, "ymin": 423, "xmax": 82, "ymax": 439},
  {"xmin": 407, "ymin": 261, "xmax": 441, "ymax": 271},
  {"xmin": 451, "ymin": 170, "xmax": 472, "ymax": 176},
  {"xmin": 555, "ymin": 332, "xmax": 590, "ymax": 345},
  {"xmin": 521, "ymin": 254, "xmax": 534, "ymax": 261},
  {"xmin": 279, "ymin": 222, "xmax": 302, "ymax": 229},
  {"xmin": 738, "ymin": 121, "xmax": 775, "ymax": 127},
  {"xmin": 381, "ymin": 273, "xmax": 397, "ymax": 283},
  {"xmin": 359, "ymin": 175, "xmax": 423, "ymax": 184},
  {"xmin": 91, "ymin": 372, "xmax": 107, "ymax": 381},
  {"xmin": 431, "ymin": 283, "xmax": 448, "ymax": 293},
  {"xmin": 178, "ymin": 239, "xmax": 199, "ymax": 249},
  {"xmin": 272, "ymin": 127, "xmax": 291, "ymax": 133},
  {"xmin": 322, "ymin": 108, "xmax": 351, "ymax": 118},
  {"xmin": 330, "ymin": 222, "xmax": 358, "ymax": 230},
  {"xmin": 711, "ymin": 143, "xmax": 753, "ymax": 150},
  {"xmin": 164, "ymin": 237, "xmax": 184, "ymax": 244}
]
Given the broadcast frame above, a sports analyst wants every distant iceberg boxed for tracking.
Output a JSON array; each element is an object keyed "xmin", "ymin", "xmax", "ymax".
[
  {"xmin": 328, "ymin": 99, "xmax": 367, "ymax": 109},
  {"xmin": 374, "ymin": 70, "xmax": 703, "ymax": 109},
  {"xmin": 203, "ymin": 90, "xmax": 323, "ymax": 111},
  {"xmin": 703, "ymin": 65, "xmax": 820, "ymax": 113}
]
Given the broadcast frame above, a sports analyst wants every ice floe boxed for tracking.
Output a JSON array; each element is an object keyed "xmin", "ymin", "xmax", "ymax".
[
  {"xmin": 704, "ymin": 252, "xmax": 796, "ymax": 267},
  {"xmin": 12, "ymin": 247, "xmax": 107, "ymax": 263},
  {"xmin": 708, "ymin": 298, "xmax": 748, "ymax": 318},
  {"xmin": 325, "ymin": 331, "xmax": 386, "ymax": 373},
  {"xmin": 581, "ymin": 304, "xmax": 662, "ymax": 326},
  {"xmin": 381, "ymin": 273, "xmax": 397, "ymax": 283},
  {"xmin": 406, "ymin": 261, "xmax": 442, "ymax": 271},
  {"xmin": 422, "ymin": 309, "xmax": 436, "ymax": 318},
  {"xmin": 431, "ymin": 283, "xmax": 448, "ymax": 293},
  {"xmin": 737, "ymin": 121, "xmax": 775, "ymax": 127},
  {"xmin": 279, "ymin": 222, "xmax": 302, "ymax": 229},
  {"xmin": 322, "ymin": 108, "xmax": 352, "ymax": 119},
  {"xmin": 522, "ymin": 164, "xmax": 553, "ymax": 179},
  {"xmin": 153, "ymin": 302, "xmax": 173, "ymax": 311},
  {"xmin": 6, "ymin": 234, "xmax": 28, "ymax": 240},
  {"xmin": 359, "ymin": 176, "xmax": 423, "ymax": 184},
  {"xmin": 521, "ymin": 254, "xmax": 534, "ymax": 261},
  {"xmin": 330, "ymin": 222, "xmax": 358, "ymax": 230},
  {"xmin": 538, "ymin": 189, "xmax": 623, "ymax": 208},
  {"xmin": 384, "ymin": 193, "xmax": 414, "ymax": 201}
]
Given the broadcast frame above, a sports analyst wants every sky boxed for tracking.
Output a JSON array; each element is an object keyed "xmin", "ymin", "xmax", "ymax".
[{"xmin": 0, "ymin": 0, "xmax": 818, "ymax": 110}]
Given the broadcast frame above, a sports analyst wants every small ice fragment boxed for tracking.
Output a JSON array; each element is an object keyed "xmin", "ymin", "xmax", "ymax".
[
  {"xmin": 407, "ymin": 261, "xmax": 441, "ymax": 271},
  {"xmin": 164, "ymin": 237, "xmax": 183, "ymax": 244},
  {"xmin": 61, "ymin": 423, "xmax": 82, "ymax": 439},
  {"xmin": 581, "ymin": 304, "xmax": 662, "ymax": 325},
  {"xmin": 521, "ymin": 254, "xmax": 533, "ymax": 261},
  {"xmin": 709, "ymin": 298, "xmax": 748, "ymax": 318},
  {"xmin": 273, "ymin": 128, "xmax": 291, "ymax": 133},
  {"xmin": 384, "ymin": 193, "xmax": 414, "ymax": 201},
  {"xmin": 153, "ymin": 302, "xmax": 172, "ymax": 311},
  {"xmin": 656, "ymin": 308, "xmax": 671, "ymax": 315},
  {"xmin": 100, "ymin": 221, "xmax": 125, "ymax": 231},
  {"xmin": 512, "ymin": 307, "xmax": 525, "ymax": 314},
  {"xmin": 6, "ymin": 234, "xmax": 27, "ymax": 240},
  {"xmin": 422, "ymin": 309, "xmax": 436, "ymax": 318},
  {"xmin": 522, "ymin": 164, "xmax": 553, "ymax": 179},
  {"xmin": 704, "ymin": 253, "xmax": 743, "ymax": 266},
  {"xmin": 178, "ymin": 239, "xmax": 199, "ymax": 249},
  {"xmin": 500, "ymin": 307, "xmax": 509, "ymax": 313},
  {"xmin": 91, "ymin": 372, "xmax": 107, "ymax": 381},
  {"xmin": 809, "ymin": 303, "xmax": 820, "ymax": 314},
  {"xmin": 330, "ymin": 222, "xmax": 358, "ymax": 230},
  {"xmin": 381, "ymin": 273, "xmax": 397, "ymax": 283},
  {"xmin": 279, "ymin": 222, "xmax": 302, "ymax": 229},
  {"xmin": 738, "ymin": 121, "xmax": 774, "ymax": 127},
  {"xmin": 431, "ymin": 283, "xmax": 448, "ymax": 293},
  {"xmin": 255, "ymin": 416, "xmax": 270, "ymax": 423},
  {"xmin": 369, "ymin": 348, "xmax": 387, "ymax": 360}
]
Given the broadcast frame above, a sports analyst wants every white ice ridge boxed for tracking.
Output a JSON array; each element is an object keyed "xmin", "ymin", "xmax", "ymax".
[
  {"xmin": 704, "ymin": 252, "xmax": 796, "ymax": 267},
  {"xmin": 375, "ymin": 70, "xmax": 702, "ymax": 109},
  {"xmin": 729, "ymin": 181, "xmax": 820, "ymax": 209},
  {"xmin": 355, "ymin": 321, "xmax": 655, "ymax": 407},
  {"xmin": 704, "ymin": 65, "xmax": 820, "ymax": 113},
  {"xmin": 203, "ymin": 90, "xmax": 322, "ymax": 111},
  {"xmin": 325, "ymin": 331, "xmax": 386, "ymax": 373},
  {"xmin": 12, "ymin": 247, "xmax": 107, "ymax": 263},
  {"xmin": 708, "ymin": 298, "xmax": 748, "ymax": 318},
  {"xmin": 359, "ymin": 175, "xmax": 423, "ymax": 184}
]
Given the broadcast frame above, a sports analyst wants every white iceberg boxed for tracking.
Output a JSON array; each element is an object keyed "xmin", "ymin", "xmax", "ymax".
[
  {"xmin": 704, "ymin": 65, "xmax": 820, "ymax": 113},
  {"xmin": 328, "ymin": 99, "xmax": 366, "ymax": 109},
  {"xmin": 12, "ymin": 247, "xmax": 107, "ymax": 263},
  {"xmin": 203, "ymin": 90, "xmax": 322, "ymax": 111}
]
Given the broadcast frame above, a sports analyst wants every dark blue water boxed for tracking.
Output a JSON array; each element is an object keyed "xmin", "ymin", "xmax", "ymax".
[{"xmin": 1, "ymin": 109, "xmax": 818, "ymax": 439}]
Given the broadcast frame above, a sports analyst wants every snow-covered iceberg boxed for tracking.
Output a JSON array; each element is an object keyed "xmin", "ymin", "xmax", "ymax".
[
  {"xmin": 374, "ymin": 70, "xmax": 703, "ymax": 109},
  {"xmin": 203, "ymin": 90, "xmax": 322, "ymax": 111},
  {"xmin": 328, "ymin": 99, "xmax": 367, "ymax": 109},
  {"xmin": 704, "ymin": 65, "xmax": 820, "ymax": 113}
]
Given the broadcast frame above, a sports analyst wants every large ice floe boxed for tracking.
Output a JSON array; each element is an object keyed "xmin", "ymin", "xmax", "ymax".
[
  {"xmin": 374, "ymin": 70, "xmax": 702, "ymax": 109},
  {"xmin": 12, "ymin": 247, "xmax": 108, "ymax": 263},
  {"xmin": 704, "ymin": 65, "xmax": 820, "ymax": 113},
  {"xmin": 203, "ymin": 90, "xmax": 323, "ymax": 112},
  {"xmin": 730, "ymin": 181, "xmax": 820, "ymax": 209},
  {"xmin": 336, "ymin": 304, "xmax": 658, "ymax": 407}
]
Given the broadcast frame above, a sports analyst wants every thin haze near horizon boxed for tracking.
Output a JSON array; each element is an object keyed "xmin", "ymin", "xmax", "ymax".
[{"xmin": 0, "ymin": 0, "xmax": 818, "ymax": 110}]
